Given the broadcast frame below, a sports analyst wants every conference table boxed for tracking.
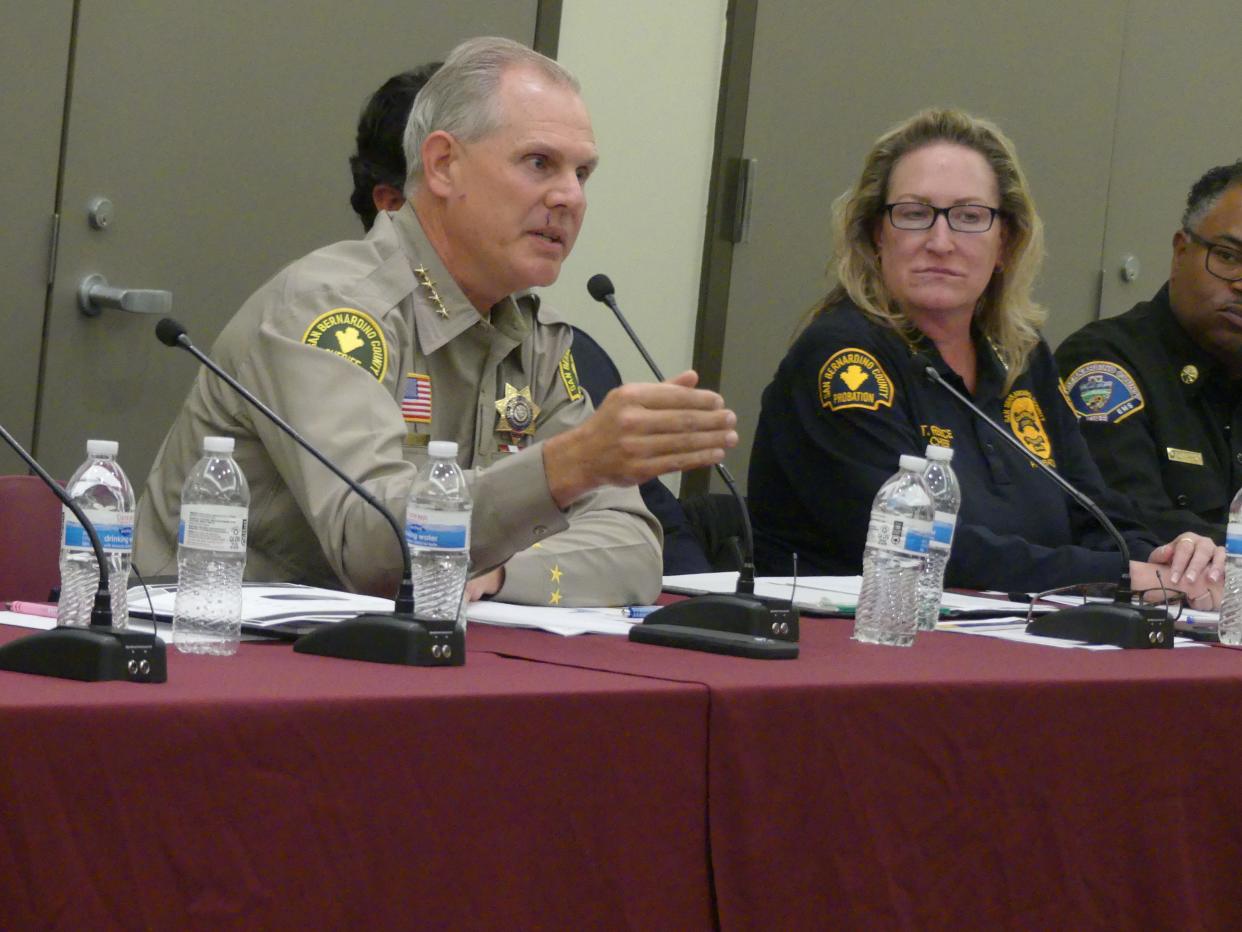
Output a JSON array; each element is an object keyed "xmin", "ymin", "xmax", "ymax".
[{"xmin": 3, "ymin": 610, "xmax": 1242, "ymax": 929}]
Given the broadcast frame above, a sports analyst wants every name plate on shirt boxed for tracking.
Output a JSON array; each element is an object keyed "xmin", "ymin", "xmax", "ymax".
[{"xmin": 1166, "ymin": 447, "xmax": 1204, "ymax": 466}]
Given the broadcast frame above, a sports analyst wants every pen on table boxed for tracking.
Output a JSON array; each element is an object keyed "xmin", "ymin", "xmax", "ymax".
[
  {"xmin": 622, "ymin": 606, "xmax": 659, "ymax": 619},
  {"xmin": 7, "ymin": 601, "xmax": 59, "ymax": 619}
]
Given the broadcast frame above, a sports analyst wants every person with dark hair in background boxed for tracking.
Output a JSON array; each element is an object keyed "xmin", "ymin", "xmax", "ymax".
[
  {"xmin": 1057, "ymin": 161, "xmax": 1242, "ymax": 545},
  {"xmin": 747, "ymin": 108, "xmax": 1223, "ymax": 606},
  {"xmin": 345, "ymin": 64, "xmax": 712, "ymax": 575},
  {"xmin": 350, "ymin": 64, "xmax": 442, "ymax": 232},
  {"xmin": 137, "ymin": 37, "xmax": 736, "ymax": 605}
]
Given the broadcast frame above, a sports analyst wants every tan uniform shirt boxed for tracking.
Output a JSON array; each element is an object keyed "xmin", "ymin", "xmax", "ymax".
[{"xmin": 136, "ymin": 204, "xmax": 662, "ymax": 606}]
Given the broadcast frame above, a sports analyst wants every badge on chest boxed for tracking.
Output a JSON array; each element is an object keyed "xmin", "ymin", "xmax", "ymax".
[{"xmin": 495, "ymin": 383, "xmax": 540, "ymax": 449}]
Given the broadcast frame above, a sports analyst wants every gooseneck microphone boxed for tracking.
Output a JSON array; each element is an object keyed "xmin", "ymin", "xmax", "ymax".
[
  {"xmin": 0, "ymin": 423, "xmax": 166, "ymax": 681},
  {"xmin": 586, "ymin": 274, "xmax": 797, "ymax": 658},
  {"xmin": 156, "ymin": 318, "xmax": 461, "ymax": 666},
  {"xmin": 916, "ymin": 355, "xmax": 1171, "ymax": 648}
]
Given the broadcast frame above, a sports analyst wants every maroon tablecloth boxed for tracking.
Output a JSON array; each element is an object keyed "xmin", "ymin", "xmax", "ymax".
[
  {"xmin": 470, "ymin": 617, "xmax": 1242, "ymax": 930},
  {"xmin": 0, "ymin": 626, "xmax": 712, "ymax": 930}
]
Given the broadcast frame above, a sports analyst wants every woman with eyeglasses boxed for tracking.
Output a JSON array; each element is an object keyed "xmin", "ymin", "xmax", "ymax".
[{"xmin": 748, "ymin": 108, "xmax": 1224, "ymax": 607}]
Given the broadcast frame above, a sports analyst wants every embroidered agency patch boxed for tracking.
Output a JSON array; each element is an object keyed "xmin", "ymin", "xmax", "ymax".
[
  {"xmin": 1063, "ymin": 360, "xmax": 1144, "ymax": 424},
  {"xmin": 1004, "ymin": 389, "xmax": 1055, "ymax": 465},
  {"xmin": 558, "ymin": 349, "xmax": 584, "ymax": 402},
  {"xmin": 302, "ymin": 308, "xmax": 388, "ymax": 380},
  {"xmin": 818, "ymin": 348, "xmax": 894, "ymax": 412},
  {"xmin": 402, "ymin": 372, "xmax": 432, "ymax": 424}
]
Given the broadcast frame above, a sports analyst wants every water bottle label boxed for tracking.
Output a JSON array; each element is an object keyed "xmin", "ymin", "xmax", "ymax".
[
  {"xmin": 868, "ymin": 511, "xmax": 933, "ymax": 556},
  {"xmin": 931, "ymin": 512, "xmax": 957, "ymax": 548},
  {"xmin": 62, "ymin": 508, "xmax": 133, "ymax": 552},
  {"xmin": 179, "ymin": 504, "xmax": 248, "ymax": 553},
  {"xmin": 1227, "ymin": 522, "xmax": 1242, "ymax": 556},
  {"xmin": 406, "ymin": 508, "xmax": 470, "ymax": 551}
]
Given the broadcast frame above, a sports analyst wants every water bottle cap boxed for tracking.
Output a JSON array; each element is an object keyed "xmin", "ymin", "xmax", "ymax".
[
  {"xmin": 86, "ymin": 439, "xmax": 118, "ymax": 457},
  {"xmin": 898, "ymin": 454, "xmax": 927, "ymax": 472},
  {"xmin": 925, "ymin": 445, "xmax": 954, "ymax": 462},
  {"xmin": 428, "ymin": 440, "xmax": 458, "ymax": 459},
  {"xmin": 203, "ymin": 436, "xmax": 235, "ymax": 454}
]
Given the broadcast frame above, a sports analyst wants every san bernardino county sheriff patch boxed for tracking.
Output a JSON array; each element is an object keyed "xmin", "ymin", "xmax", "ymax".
[
  {"xmin": 302, "ymin": 308, "xmax": 388, "ymax": 380},
  {"xmin": 818, "ymin": 348, "xmax": 894, "ymax": 412},
  {"xmin": 558, "ymin": 349, "xmax": 583, "ymax": 402},
  {"xmin": 1062, "ymin": 360, "xmax": 1144, "ymax": 423}
]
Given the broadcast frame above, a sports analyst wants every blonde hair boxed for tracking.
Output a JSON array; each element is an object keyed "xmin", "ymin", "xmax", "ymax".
[{"xmin": 814, "ymin": 108, "xmax": 1045, "ymax": 390}]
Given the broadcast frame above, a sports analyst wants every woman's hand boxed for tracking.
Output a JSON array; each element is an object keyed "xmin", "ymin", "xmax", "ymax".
[{"xmin": 1132, "ymin": 533, "xmax": 1225, "ymax": 609}]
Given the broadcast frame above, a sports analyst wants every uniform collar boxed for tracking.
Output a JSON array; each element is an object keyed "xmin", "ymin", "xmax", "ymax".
[
  {"xmin": 386, "ymin": 203, "xmax": 502, "ymax": 356},
  {"xmin": 907, "ymin": 323, "xmax": 1008, "ymax": 402},
  {"xmin": 1148, "ymin": 282, "xmax": 1225, "ymax": 399}
]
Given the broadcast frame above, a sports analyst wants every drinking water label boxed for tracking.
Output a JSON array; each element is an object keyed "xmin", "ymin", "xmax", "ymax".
[
  {"xmin": 867, "ymin": 511, "xmax": 933, "ymax": 556},
  {"xmin": 62, "ymin": 508, "xmax": 134, "ymax": 552},
  {"xmin": 930, "ymin": 511, "xmax": 957, "ymax": 550},
  {"xmin": 1227, "ymin": 522, "xmax": 1242, "ymax": 556},
  {"xmin": 179, "ymin": 504, "xmax": 248, "ymax": 552},
  {"xmin": 406, "ymin": 508, "xmax": 470, "ymax": 550}
]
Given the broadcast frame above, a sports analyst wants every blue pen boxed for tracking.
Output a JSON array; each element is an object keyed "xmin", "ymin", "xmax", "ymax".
[{"xmin": 621, "ymin": 605, "xmax": 660, "ymax": 619}]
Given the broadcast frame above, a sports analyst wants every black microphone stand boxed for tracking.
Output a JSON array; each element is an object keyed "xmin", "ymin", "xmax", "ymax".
[
  {"xmin": 0, "ymin": 424, "xmax": 166, "ymax": 681},
  {"xmin": 919, "ymin": 360, "xmax": 1172, "ymax": 648},
  {"xmin": 156, "ymin": 318, "xmax": 461, "ymax": 666},
  {"xmin": 587, "ymin": 274, "xmax": 797, "ymax": 658}
]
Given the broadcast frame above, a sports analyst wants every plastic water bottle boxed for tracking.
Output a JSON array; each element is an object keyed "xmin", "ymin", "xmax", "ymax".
[
  {"xmin": 173, "ymin": 436, "xmax": 250, "ymax": 655},
  {"xmin": 406, "ymin": 441, "xmax": 471, "ymax": 629},
  {"xmin": 915, "ymin": 445, "xmax": 961, "ymax": 631},
  {"xmin": 57, "ymin": 439, "xmax": 135, "ymax": 628},
  {"xmin": 1220, "ymin": 486, "xmax": 1242, "ymax": 645},
  {"xmin": 854, "ymin": 455, "xmax": 934, "ymax": 647}
]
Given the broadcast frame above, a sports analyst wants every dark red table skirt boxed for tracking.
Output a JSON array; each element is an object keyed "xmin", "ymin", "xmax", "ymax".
[
  {"xmin": 471, "ymin": 616, "xmax": 1242, "ymax": 930},
  {"xmin": 0, "ymin": 626, "xmax": 712, "ymax": 930}
]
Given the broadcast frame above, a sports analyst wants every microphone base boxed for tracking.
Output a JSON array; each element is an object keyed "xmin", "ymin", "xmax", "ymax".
[
  {"xmin": 0, "ymin": 626, "xmax": 167, "ymax": 682},
  {"xmin": 626, "ymin": 593, "xmax": 800, "ymax": 659},
  {"xmin": 1025, "ymin": 602, "xmax": 1174, "ymax": 649},
  {"xmin": 293, "ymin": 612, "xmax": 464, "ymax": 666}
]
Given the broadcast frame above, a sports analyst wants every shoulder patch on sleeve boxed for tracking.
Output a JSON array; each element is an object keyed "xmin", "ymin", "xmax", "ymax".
[
  {"xmin": 558, "ymin": 349, "xmax": 584, "ymax": 402},
  {"xmin": 818, "ymin": 348, "xmax": 894, "ymax": 412},
  {"xmin": 1062, "ymin": 360, "xmax": 1144, "ymax": 423},
  {"xmin": 302, "ymin": 308, "xmax": 388, "ymax": 380}
]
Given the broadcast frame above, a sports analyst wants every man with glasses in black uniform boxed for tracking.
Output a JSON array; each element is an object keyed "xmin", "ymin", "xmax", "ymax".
[{"xmin": 1057, "ymin": 161, "xmax": 1242, "ymax": 546}]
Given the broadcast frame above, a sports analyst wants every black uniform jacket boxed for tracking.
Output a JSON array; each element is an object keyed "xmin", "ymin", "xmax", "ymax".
[
  {"xmin": 1055, "ymin": 284, "xmax": 1242, "ymax": 544},
  {"xmin": 748, "ymin": 300, "xmax": 1159, "ymax": 592}
]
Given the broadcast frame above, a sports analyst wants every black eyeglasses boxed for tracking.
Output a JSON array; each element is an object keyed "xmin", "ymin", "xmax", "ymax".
[
  {"xmin": 884, "ymin": 202, "xmax": 1001, "ymax": 233},
  {"xmin": 1182, "ymin": 227, "xmax": 1242, "ymax": 283},
  {"xmin": 1025, "ymin": 580, "xmax": 1185, "ymax": 627}
]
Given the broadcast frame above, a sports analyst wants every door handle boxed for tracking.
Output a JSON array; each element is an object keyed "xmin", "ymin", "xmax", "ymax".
[{"xmin": 78, "ymin": 273, "xmax": 172, "ymax": 317}]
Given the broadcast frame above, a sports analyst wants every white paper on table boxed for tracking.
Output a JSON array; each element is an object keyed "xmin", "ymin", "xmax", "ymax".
[
  {"xmin": 466, "ymin": 601, "xmax": 637, "ymax": 637},
  {"xmin": 127, "ymin": 581, "xmax": 393, "ymax": 627}
]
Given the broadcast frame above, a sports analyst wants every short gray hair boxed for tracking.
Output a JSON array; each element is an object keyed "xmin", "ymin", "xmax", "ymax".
[
  {"xmin": 1182, "ymin": 159, "xmax": 1242, "ymax": 230},
  {"xmin": 403, "ymin": 36, "xmax": 580, "ymax": 196}
]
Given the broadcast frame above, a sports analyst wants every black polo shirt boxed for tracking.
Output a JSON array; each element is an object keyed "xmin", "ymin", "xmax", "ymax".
[
  {"xmin": 748, "ymin": 300, "xmax": 1159, "ymax": 591},
  {"xmin": 1055, "ymin": 283, "xmax": 1242, "ymax": 544}
]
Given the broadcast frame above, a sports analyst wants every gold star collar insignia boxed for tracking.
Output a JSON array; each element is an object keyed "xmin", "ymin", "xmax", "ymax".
[
  {"xmin": 414, "ymin": 266, "xmax": 448, "ymax": 318},
  {"xmin": 549, "ymin": 589, "xmax": 562, "ymax": 605},
  {"xmin": 495, "ymin": 383, "xmax": 540, "ymax": 436},
  {"xmin": 550, "ymin": 564, "xmax": 563, "ymax": 584}
]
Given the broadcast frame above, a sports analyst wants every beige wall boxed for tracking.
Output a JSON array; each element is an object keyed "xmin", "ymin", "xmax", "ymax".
[{"xmin": 545, "ymin": 0, "xmax": 728, "ymax": 398}]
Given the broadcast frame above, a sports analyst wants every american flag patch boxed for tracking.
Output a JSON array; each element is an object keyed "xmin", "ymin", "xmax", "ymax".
[{"xmin": 402, "ymin": 372, "xmax": 432, "ymax": 423}]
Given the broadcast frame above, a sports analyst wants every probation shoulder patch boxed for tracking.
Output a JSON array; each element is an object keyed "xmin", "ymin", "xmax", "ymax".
[
  {"xmin": 818, "ymin": 348, "xmax": 894, "ymax": 412},
  {"xmin": 302, "ymin": 308, "xmax": 388, "ymax": 381},
  {"xmin": 1063, "ymin": 360, "xmax": 1143, "ymax": 423},
  {"xmin": 558, "ymin": 349, "xmax": 584, "ymax": 402}
]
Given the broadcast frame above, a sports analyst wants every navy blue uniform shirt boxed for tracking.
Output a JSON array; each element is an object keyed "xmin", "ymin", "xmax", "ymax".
[
  {"xmin": 1056, "ymin": 284, "xmax": 1242, "ymax": 544},
  {"xmin": 748, "ymin": 300, "xmax": 1159, "ymax": 591}
]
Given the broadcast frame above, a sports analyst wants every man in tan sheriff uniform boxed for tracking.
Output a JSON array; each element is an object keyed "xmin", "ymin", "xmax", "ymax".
[{"xmin": 135, "ymin": 37, "xmax": 738, "ymax": 606}]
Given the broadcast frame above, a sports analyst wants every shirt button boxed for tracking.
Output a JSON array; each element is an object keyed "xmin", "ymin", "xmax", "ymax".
[
  {"xmin": 1176, "ymin": 494, "xmax": 1190, "ymax": 507},
  {"xmin": 1235, "ymin": 452, "xmax": 1242, "ymax": 466},
  {"xmin": 533, "ymin": 525, "xmax": 548, "ymax": 538}
]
